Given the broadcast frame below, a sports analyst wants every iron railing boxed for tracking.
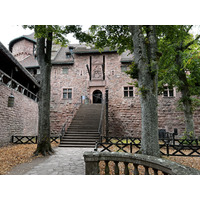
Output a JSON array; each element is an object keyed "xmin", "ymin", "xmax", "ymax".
[
  {"xmin": 60, "ymin": 101, "xmax": 81, "ymax": 139},
  {"xmin": 11, "ymin": 135, "xmax": 60, "ymax": 144},
  {"xmin": 95, "ymin": 136, "xmax": 200, "ymax": 157},
  {"xmin": 98, "ymin": 99, "xmax": 106, "ymax": 141}
]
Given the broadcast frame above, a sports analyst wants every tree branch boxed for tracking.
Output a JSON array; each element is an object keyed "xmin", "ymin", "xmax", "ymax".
[
  {"xmin": 186, "ymin": 25, "xmax": 193, "ymax": 33},
  {"xmin": 183, "ymin": 34, "xmax": 200, "ymax": 50}
]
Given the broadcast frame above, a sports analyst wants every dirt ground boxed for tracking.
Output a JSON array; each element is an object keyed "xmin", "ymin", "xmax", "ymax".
[
  {"xmin": 0, "ymin": 143, "xmax": 199, "ymax": 175},
  {"xmin": 0, "ymin": 143, "xmax": 59, "ymax": 175}
]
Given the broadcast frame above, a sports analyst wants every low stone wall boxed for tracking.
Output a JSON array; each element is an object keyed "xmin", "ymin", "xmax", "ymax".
[{"xmin": 0, "ymin": 83, "xmax": 38, "ymax": 147}]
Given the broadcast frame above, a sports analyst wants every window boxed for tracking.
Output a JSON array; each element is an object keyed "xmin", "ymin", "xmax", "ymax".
[
  {"xmin": 62, "ymin": 68, "xmax": 68, "ymax": 74},
  {"xmin": 124, "ymin": 86, "xmax": 133, "ymax": 97},
  {"xmin": 63, "ymin": 88, "xmax": 72, "ymax": 99},
  {"xmin": 121, "ymin": 66, "xmax": 128, "ymax": 72},
  {"xmin": 66, "ymin": 52, "xmax": 71, "ymax": 58},
  {"xmin": 37, "ymin": 69, "xmax": 40, "ymax": 74},
  {"xmin": 163, "ymin": 86, "xmax": 175, "ymax": 97}
]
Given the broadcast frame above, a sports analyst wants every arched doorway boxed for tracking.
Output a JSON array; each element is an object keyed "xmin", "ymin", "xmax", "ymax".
[{"xmin": 93, "ymin": 90, "xmax": 102, "ymax": 104}]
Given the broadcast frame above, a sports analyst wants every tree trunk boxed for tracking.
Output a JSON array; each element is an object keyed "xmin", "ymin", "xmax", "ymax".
[
  {"xmin": 183, "ymin": 100, "xmax": 194, "ymax": 138},
  {"xmin": 176, "ymin": 53, "xmax": 195, "ymax": 138},
  {"xmin": 34, "ymin": 31, "xmax": 54, "ymax": 156},
  {"xmin": 180, "ymin": 89, "xmax": 195, "ymax": 138},
  {"xmin": 129, "ymin": 25, "xmax": 160, "ymax": 157}
]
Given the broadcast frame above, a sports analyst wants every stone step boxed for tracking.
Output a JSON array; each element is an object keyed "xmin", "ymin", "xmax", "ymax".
[
  {"xmin": 59, "ymin": 144, "xmax": 95, "ymax": 148},
  {"xmin": 62, "ymin": 138, "xmax": 99, "ymax": 141},
  {"xmin": 61, "ymin": 138, "xmax": 98, "ymax": 142},
  {"xmin": 69, "ymin": 124, "xmax": 99, "ymax": 127},
  {"xmin": 60, "ymin": 104, "xmax": 102, "ymax": 148},
  {"xmin": 66, "ymin": 131, "xmax": 99, "ymax": 134},
  {"xmin": 68, "ymin": 124, "xmax": 99, "ymax": 127},
  {"xmin": 63, "ymin": 134, "xmax": 99, "ymax": 138},
  {"xmin": 67, "ymin": 129, "xmax": 98, "ymax": 132},
  {"xmin": 62, "ymin": 133, "xmax": 99, "ymax": 136},
  {"xmin": 60, "ymin": 141, "xmax": 97, "ymax": 146},
  {"xmin": 68, "ymin": 126, "xmax": 99, "ymax": 131},
  {"xmin": 72, "ymin": 117, "xmax": 100, "ymax": 121}
]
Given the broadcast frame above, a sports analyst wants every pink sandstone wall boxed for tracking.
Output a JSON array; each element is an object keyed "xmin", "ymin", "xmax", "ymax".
[
  {"xmin": 10, "ymin": 38, "xmax": 200, "ymax": 138},
  {"xmin": 12, "ymin": 40, "xmax": 34, "ymax": 62},
  {"xmin": 50, "ymin": 52, "xmax": 200, "ymax": 138},
  {"xmin": 0, "ymin": 82, "xmax": 38, "ymax": 146}
]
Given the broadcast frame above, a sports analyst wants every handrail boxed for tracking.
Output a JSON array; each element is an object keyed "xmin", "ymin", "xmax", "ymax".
[
  {"xmin": 60, "ymin": 101, "xmax": 81, "ymax": 138},
  {"xmin": 83, "ymin": 151, "xmax": 200, "ymax": 175},
  {"xmin": 98, "ymin": 98, "xmax": 105, "ymax": 137}
]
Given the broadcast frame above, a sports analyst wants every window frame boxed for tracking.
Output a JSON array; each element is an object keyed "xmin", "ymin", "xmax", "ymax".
[
  {"xmin": 163, "ymin": 86, "xmax": 176, "ymax": 97},
  {"xmin": 123, "ymin": 86, "xmax": 134, "ymax": 98},
  {"xmin": 62, "ymin": 88, "xmax": 72, "ymax": 100},
  {"xmin": 62, "ymin": 67, "xmax": 69, "ymax": 74},
  {"xmin": 121, "ymin": 65, "xmax": 128, "ymax": 73}
]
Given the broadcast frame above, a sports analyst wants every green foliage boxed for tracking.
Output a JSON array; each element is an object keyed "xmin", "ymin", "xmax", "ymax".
[
  {"xmin": 158, "ymin": 25, "xmax": 200, "ymax": 101},
  {"xmin": 126, "ymin": 62, "xmax": 139, "ymax": 79},
  {"xmin": 177, "ymin": 97, "xmax": 200, "ymax": 112},
  {"xmin": 23, "ymin": 25, "xmax": 92, "ymax": 47},
  {"xmin": 138, "ymin": 85, "xmax": 148, "ymax": 98},
  {"xmin": 180, "ymin": 130, "xmax": 198, "ymax": 143},
  {"xmin": 89, "ymin": 25, "xmax": 133, "ymax": 54},
  {"xmin": 110, "ymin": 138, "xmax": 140, "ymax": 144}
]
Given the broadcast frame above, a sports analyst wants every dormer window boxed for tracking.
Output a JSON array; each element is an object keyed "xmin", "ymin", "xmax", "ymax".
[
  {"xmin": 163, "ymin": 86, "xmax": 175, "ymax": 97},
  {"xmin": 121, "ymin": 65, "xmax": 128, "ymax": 72},
  {"xmin": 66, "ymin": 52, "xmax": 71, "ymax": 58},
  {"xmin": 69, "ymin": 46, "xmax": 74, "ymax": 53},
  {"xmin": 67, "ymin": 46, "xmax": 74, "ymax": 59}
]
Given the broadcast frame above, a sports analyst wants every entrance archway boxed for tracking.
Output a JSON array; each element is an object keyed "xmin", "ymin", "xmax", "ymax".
[{"xmin": 93, "ymin": 90, "xmax": 102, "ymax": 104}]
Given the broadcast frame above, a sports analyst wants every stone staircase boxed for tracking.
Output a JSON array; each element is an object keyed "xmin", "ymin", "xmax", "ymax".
[{"xmin": 59, "ymin": 104, "xmax": 102, "ymax": 148}]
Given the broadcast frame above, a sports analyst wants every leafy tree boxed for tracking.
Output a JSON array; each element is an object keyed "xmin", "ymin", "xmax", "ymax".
[
  {"xmin": 89, "ymin": 25, "xmax": 160, "ymax": 157},
  {"xmin": 158, "ymin": 25, "xmax": 200, "ymax": 138},
  {"xmin": 23, "ymin": 25, "xmax": 90, "ymax": 156}
]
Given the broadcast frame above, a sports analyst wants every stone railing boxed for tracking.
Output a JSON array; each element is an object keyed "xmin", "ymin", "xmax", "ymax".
[{"xmin": 83, "ymin": 151, "xmax": 200, "ymax": 175}]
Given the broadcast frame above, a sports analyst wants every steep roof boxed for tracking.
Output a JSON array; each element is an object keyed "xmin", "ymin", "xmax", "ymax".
[
  {"xmin": 9, "ymin": 32, "xmax": 36, "ymax": 52},
  {"xmin": 73, "ymin": 46, "xmax": 117, "ymax": 54},
  {"xmin": 0, "ymin": 41, "xmax": 40, "ymax": 88},
  {"xmin": 120, "ymin": 51, "xmax": 134, "ymax": 63},
  {"xmin": 9, "ymin": 32, "xmax": 133, "ymax": 67},
  {"xmin": 20, "ymin": 55, "xmax": 39, "ymax": 68},
  {"xmin": 52, "ymin": 44, "xmax": 133, "ymax": 64}
]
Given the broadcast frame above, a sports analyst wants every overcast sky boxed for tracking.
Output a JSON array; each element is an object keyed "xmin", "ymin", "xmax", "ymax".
[
  {"xmin": 0, "ymin": 25, "xmax": 87, "ymax": 49},
  {"xmin": 1, "ymin": 25, "xmax": 200, "ymax": 51}
]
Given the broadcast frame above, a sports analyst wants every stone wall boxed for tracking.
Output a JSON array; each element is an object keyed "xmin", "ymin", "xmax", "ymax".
[
  {"xmin": 12, "ymin": 40, "xmax": 34, "ymax": 62},
  {"xmin": 50, "ymin": 52, "xmax": 200, "ymax": 138},
  {"xmin": 50, "ymin": 60, "xmax": 87, "ymax": 134},
  {"xmin": 0, "ymin": 82, "xmax": 38, "ymax": 147}
]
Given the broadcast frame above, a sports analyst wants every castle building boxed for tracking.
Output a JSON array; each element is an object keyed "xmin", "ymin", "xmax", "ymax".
[
  {"xmin": 8, "ymin": 33, "xmax": 200, "ymax": 138},
  {"xmin": 0, "ymin": 40, "xmax": 39, "ymax": 146}
]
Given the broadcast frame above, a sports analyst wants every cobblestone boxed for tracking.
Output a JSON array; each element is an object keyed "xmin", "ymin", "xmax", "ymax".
[{"xmin": 9, "ymin": 147, "xmax": 93, "ymax": 175}]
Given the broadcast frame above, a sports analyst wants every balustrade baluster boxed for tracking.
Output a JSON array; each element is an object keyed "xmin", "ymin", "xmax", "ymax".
[
  {"xmin": 153, "ymin": 168, "xmax": 158, "ymax": 175},
  {"xmin": 124, "ymin": 162, "xmax": 129, "ymax": 175},
  {"xmin": 144, "ymin": 166, "xmax": 149, "ymax": 175},
  {"xmin": 133, "ymin": 164, "xmax": 139, "ymax": 175},
  {"xmin": 97, "ymin": 161, "xmax": 100, "ymax": 174},
  {"xmin": 114, "ymin": 161, "xmax": 119, "ymax": 175},
  {"xmin": 105, "ymin": 161, "xmax": 109, "ymax": 175},
  {"xmin": 163, "ymin": 172, "xmax": 168, "ymax": 175}
]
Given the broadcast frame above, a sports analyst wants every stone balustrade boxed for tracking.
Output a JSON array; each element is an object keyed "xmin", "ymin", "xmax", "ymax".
[{"xmin": 83, "ymin": 151, "xmax": 200, "ymax": 175}]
